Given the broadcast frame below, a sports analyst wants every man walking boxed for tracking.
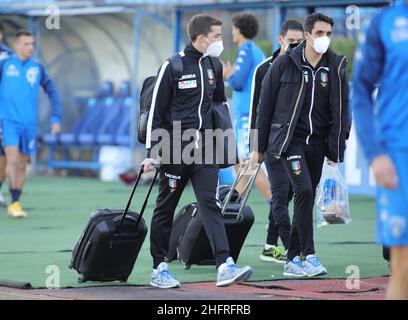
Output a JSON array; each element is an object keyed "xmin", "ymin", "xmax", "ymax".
[
  {"xmin": 142, "ymin": 14, "xmax": 253, "ymax": 289},
  {"xmin": 0, "ymin": 21, "xmax": 13, "ymax": 207},
  {"xmin": 252, "ymin": 13, "xmax": 350, "ymax": 277},
  {"xmin": 250, "ymin": 20, "xmax": 304, "ymax": 263},
  {"xmin": 0, "ymin": 30, "xmax": 61, "ymax": 218}
]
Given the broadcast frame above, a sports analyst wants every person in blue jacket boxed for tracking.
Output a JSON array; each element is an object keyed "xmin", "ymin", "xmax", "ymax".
[
  {"xmin": 222, "ymin": 12, "xmax": 272, "ymax": 207},
  {"xmin": 352, "ymin": 0, "xmax": 408, "ymax": 299},
  {"xmin": 0, "ymin": 30, "xmax": 61, "ymax": 218},
  {"xmin": 0, "ymin": 21, "xmax": 13, "ymax": 208}
]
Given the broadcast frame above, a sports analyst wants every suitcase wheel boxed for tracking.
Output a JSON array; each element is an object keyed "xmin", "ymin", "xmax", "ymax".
[
  {"xmin": 78, "ymin": 275, "xmax": 87, "ymax": 283},
  {"xmin": 184, "ymin": 264, "xmax": 191, "ymax": 270}
]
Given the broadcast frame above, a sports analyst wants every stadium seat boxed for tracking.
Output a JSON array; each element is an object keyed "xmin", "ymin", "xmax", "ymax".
[
  {"xmin": 43, "ymin": 81, "xmax": 115, "ymax": 146},
  {"xmin": 76, "ymin": 81, "xmax": 115, "ymax": 145},
  {"xmin": 96, "ymin": 80, "xmax": 131, "ymax": 145},
  {"xmin": 114, "ymin": 101, "xmax": 132, "ymax": 146},
  {"xmin": 43, "ymin": 81, "xmax": 115, "ymax": 172}
]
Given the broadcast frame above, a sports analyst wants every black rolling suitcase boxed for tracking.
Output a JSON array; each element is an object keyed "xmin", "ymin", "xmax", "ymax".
[
  {"xmin": 166, "ymin": 185, "xmax": 240, "ymax": 262},
  {"xmin": 177, "ymin": 162, "xmax": 261, "ymax": 269},
  {"xmin": 69, "ymin": 165, "xmax": 159, "ymax": 283},
  {"xmin": 166, "ymin": 203, "xmax": 198, "ymax": 262}
]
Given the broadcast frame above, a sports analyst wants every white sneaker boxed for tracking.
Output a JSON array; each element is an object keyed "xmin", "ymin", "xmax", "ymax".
[
  {"xmin": 302, "ymin": 255, "xmax": 327, "ymax": 277},
  {"xmin": 283, "ymin": 256, "xmax": 307, "ymax": 277},
  {"xmin": 216, "ymin": 257, "xmax": 253, "ymax": 287},
  {"xmin": 150, "ymin": 262, "xmax": 180, "ymax": 289}
]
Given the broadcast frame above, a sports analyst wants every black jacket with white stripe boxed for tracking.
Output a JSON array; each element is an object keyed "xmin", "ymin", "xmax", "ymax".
[
  {"xmin": 146, "ymin": 43, "xmax": 226, "ymax": 158},
  {"xmin": 254, "ymin": 41, "xmax": 350, "ymax": 162}
]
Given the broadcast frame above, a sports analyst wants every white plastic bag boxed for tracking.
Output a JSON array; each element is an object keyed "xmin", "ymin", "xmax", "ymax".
[{"xmin": 315, "ymin": 160, "xmax": 351, "ymax": 227}]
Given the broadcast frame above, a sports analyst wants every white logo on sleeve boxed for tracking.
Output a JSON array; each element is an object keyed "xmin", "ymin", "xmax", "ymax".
[
  {"xmin": 390, "ymin": 216, "xmax": 407, "ymax": 239},
  {"xmin": 26, "ymin": 67, "xmax": 39, "ymax": 86},
  {"xmin": 391, "ymin": 16, "xmax": 408, "ymax": 43},
  {"xmin": 395, "ymin": 17, "xmax": 408, "ymax": 28}
]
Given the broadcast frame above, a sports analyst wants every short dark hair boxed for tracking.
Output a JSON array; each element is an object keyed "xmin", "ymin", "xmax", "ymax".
[
  {"xmin": 280, "ymin": 20, "xmax": 304, "ymax": 36},
  {"xmin": 232, "ymin": 12, "xmax": 259, "ymax": 39},
  {"xmin": 14, "ymin": 29, "xmax": 33, "ymax": 39},
  {"xmin": 304, "ymin": 13, "xmax": 334, "ymax": 33},
  {"xmin": 187, "ymin": 14, "xmax": 223, "ymax": 42},
  {"xmin": 0, "ymin": 22, "xmax": 4, "ymax": 34}
]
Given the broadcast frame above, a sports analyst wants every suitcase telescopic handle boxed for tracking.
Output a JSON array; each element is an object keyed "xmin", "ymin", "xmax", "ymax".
[
  {"xmin": 119, "ymin": 163, "xmax": 160, "ymax": 228},
  {"xmin": 221, "ymin": 160, "xmax": 261, "ymax": 219}
]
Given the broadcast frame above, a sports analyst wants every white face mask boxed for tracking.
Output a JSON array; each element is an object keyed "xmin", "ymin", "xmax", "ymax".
[
  {"xmin": 308, "ymin": 33, "xmax": 330, "ymax": 54},
  {"xmin": 204, "ymin": 38, "xmax": 224, "ymax": 57}
]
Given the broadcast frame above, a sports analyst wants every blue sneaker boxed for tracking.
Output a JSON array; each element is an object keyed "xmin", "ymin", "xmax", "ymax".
[
  {"xmin": 283, "ymin": 256, "xmax": 307, "ymax": 277},
  {"xmin": 150, "ymin": 262, "xmax": 181, "ymax": 289},
  {"xmin": 302, "ymin": 255, "xmax": 327, "ymax": 277},
  {"xmin": 216, "ymin": 257, "xmax": 253, "ymax": 287}
]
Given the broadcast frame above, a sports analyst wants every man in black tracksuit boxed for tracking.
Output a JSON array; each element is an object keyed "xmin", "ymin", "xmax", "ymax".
[
  {"xmin": 142, "ymin": 14, "xmax": 252, "ymax": 289},
  {"xmin": 250, "ymin": 20, "xmax": 304, "ymax": 263},
  {"xmin": 251, "ymin": 13, "xmax": 350, "ymax": 277}
]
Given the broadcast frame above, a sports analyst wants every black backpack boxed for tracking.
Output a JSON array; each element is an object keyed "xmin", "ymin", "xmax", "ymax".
[{"xmin": 137, "ymin": 54, "xmax": 183, "ymax": 144}]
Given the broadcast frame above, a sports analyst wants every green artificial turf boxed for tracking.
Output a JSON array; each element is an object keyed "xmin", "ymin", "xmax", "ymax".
[{"xmin": 0, "ymin": 176, "xmax": 389, "ymax": 289}]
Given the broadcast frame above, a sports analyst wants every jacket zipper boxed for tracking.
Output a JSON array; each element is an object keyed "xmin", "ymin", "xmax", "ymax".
[
  {"xmin": 302, "ymin": 66, "xmax": 328, "ymax": 145},
  {"xmin": 195, "ymin": 56, "xmax": 205, "ymax": 148},
  {"xmin": 337, "ymin": 56, "xmax": 347, "ymax": 162},
  {"xmin": 279, "ymin": 72, "xmax": 305, "ymax": 155}
]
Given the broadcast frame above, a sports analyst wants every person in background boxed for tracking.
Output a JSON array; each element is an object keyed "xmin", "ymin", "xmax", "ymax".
[
  {"xmin": 352, "ymin": 0, "xmax": 408, "ymax": 299},
  {"xmin": 0, "ymin": 30, "xmax": 61, "ymax": 218},
  {"xmin": 0, "ymin": 21, "xmax": 13, "ymax": 208},
  {"xmin": 222, "ymin": 12, "xmax": 271, "ymax": 218}
]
